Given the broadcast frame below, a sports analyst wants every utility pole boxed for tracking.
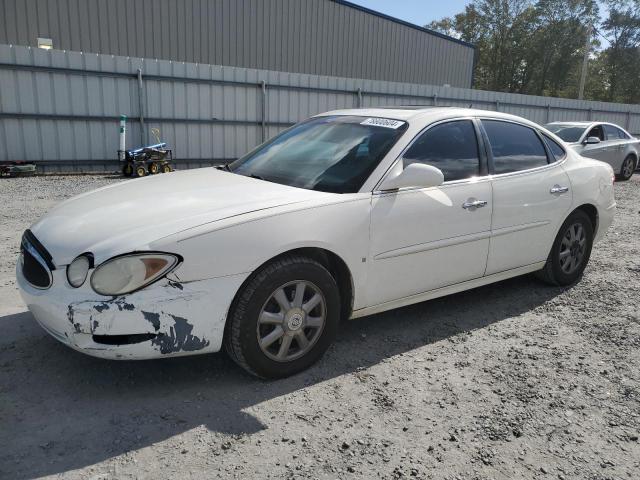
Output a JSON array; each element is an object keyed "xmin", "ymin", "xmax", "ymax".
[{"xmin": 578, "ymin": 24, "xmax": 593, "ymax": 100}]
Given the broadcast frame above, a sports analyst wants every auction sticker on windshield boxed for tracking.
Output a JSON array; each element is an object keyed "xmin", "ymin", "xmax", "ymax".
[{"xmin": 360, "ymin": 118, "xmax": 405, "ymax": 129}]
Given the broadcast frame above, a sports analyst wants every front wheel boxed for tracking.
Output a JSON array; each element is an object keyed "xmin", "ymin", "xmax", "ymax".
[
  {"xmin": 224, "ymin": 255, "xmax": 340, "ymax": 379},
  {"xmin": 536, "ymin": 210, "xmax": 594, "ymax": 286},
  {"xmin": 617, "ymin": 155, "xmax": 636, "ymax": 181}
]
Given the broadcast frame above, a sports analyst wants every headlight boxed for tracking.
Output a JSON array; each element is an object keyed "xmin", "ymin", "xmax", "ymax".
[
  {"xmin": 66, "ymin": 255, "xmax": 92, "ymax": 287},
  {"xmin": 90, "ymin": 253, "xmax": 180, "ymax": 296}
]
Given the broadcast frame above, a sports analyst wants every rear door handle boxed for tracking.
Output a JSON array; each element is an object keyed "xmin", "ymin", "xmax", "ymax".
[
  {"xmin": 550, "ymin": 185, "xmax": 569, "ymax": 194},
  {"xmin": 462, "ymin": 200, "xmax": 488, "ymax": 209}
]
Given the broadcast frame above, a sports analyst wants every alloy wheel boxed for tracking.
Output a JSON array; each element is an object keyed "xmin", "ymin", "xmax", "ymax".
[
  {"xmin": 559, "ymin": 222, "xmax": 586, "ymax": 274},
  {"xmin": 256, "ymin": 280, "xmax": 326, "ymax": 362},
  {"xmin": 622, "ymin": 157, "xmax": 634, "ymax": 178}
]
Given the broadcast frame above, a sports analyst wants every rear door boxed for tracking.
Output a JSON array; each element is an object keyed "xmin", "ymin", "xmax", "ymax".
[
  {"xmin": 603, "ymin": 124, "xmax": 627, "ymax": 170},
  {"xmin": 481, "ymin": 119, "xmax": 572, "ymax": 275}
]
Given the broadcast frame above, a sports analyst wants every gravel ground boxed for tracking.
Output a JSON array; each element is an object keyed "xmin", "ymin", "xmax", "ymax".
[{"xmin": 0, "ymin": 173, "xmax": 639, "ymax": 480}]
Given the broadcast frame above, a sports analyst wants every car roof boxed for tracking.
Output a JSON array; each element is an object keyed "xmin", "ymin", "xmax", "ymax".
[
  {"xmin": 546, "ymin": 121, "xmax": 592, "ymax": 126},
  {"xmin": 546, "ymin": 121, "xmax": 627, "ymax": 129},
  {"xmin": 316, "ymin": 107, "xmax": 542, "ymax": 128}
]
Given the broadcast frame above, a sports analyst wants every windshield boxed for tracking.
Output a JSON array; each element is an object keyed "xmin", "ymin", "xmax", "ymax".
[
  {"xmin": 544, "ymin": 124, "xmax": 586, "ymax": 143},
  {"xmin": 229, "ymin": 115, "xmax": 408, "ymax": 193}
]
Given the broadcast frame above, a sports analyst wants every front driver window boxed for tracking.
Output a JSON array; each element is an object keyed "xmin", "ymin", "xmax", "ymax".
[
  {"xmin": 587, "ymin": 125, "xmax": 605, "ymax": 141},
  {"xmin": 402, "ymin": 120, "xmax": 480, "ymax": 182}
]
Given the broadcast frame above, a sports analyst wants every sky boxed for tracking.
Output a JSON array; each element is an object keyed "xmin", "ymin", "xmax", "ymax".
[
  {"xmin": 349, "ymin": 0, "xmax": 606, "ymax": 32},
  {"xmin": 346, "ymin": 0, "xmax": 475, "ymax": 28},
  {"xmin": 348, "ymin": 0, "xmax": 611, "ymax": 46}
]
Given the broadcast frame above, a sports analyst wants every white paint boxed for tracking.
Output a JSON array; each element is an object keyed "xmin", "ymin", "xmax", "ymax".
[{"xmin": 18, "ymin": 107, "xmax": 617, "ymax": 361}]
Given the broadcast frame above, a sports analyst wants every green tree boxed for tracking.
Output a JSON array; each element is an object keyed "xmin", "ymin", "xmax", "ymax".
[
  {"xmin": 427, "ymin": 0, "xmax": 601, "ymax": 99},
  {"xmin": 428, "ymin": 0, "xmax": 536, "ymax": 92},
  {"xmin": 597, "ymin": 0, "xmax": 640, "ymax": 103},
  {"xmin": 523, "ymin": 0, "xmax": 599, "ymax": 97}
]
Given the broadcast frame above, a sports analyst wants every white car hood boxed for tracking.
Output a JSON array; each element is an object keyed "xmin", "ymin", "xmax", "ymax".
[{"xmin": 29, "ymin": 168, "xmax": 330, "ymax": 265}]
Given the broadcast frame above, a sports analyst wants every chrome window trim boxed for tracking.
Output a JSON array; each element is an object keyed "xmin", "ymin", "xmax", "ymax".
[
  {"xmin": 373, "ymin": 174, "xmax": 492, "ymax": 197},
  {"xmin": 373, "ymin": 116, "xmax": 488, "ymax": 193},
  {"xmin": 21, "ymin": 238, "xmax": 53, "ymax": 290},
  {"xmin": 487, "ymin": 156, "xmax": 567, "ymax": 180}
]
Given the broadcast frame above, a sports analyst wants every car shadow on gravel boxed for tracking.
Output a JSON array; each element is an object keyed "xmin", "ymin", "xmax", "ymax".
[{"xmin": 0, "ymin": 274, "xmax": 568, "ymax": 479}]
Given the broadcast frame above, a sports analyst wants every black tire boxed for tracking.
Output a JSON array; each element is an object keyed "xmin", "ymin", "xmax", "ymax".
[
  {"xmin": 148, "ymin": 162, "xmax": 159, "ymax": 174},
  {"xmin": 135, "ymin": 165, "xmax": 146, "ymax": 177},
  {"xmin": 224, "ymin": 255, "xmax": 341, "ymax": 379},
  {"xmin": 161, "ymin": 163, "xmax": 172, "ymax": 173},
  {"xmin": 617, "ymin": 155, "xmax": 636, "ymax": 181},
  {"xmin": 122, "ymin": 163, "xmax": 133, "ymax": 177},
  {"xmin": 536, "ymin": 210, "xmax": 594, "ymax": 286}
]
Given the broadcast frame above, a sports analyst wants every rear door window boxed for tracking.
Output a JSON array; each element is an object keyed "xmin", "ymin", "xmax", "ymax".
[
  {"xmin": 402, "ymin": 120, "xmax": 480, "ymax": 182},
  {"xmin": 482, "ymin": 120, "xmax": 549, "ymax": 174},
  {"xmin": 611, "ymin": 126, "xmax": 629, "ymax": 140},
  {"xmin": 617, "ymin": 128, "xmax": 630, "ymax": 139},
  {"xmin": 604, "ymin": 124, "xmax": 622, "ymax": 141}
]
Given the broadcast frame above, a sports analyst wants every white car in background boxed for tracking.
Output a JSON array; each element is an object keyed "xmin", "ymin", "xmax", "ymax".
[
  {"xmin": 17, "ymin": 108, "xmax": 616, "ymax": 378},
  {"xmin": 545, "ymin": 121, "xmax": 639, "ymax": 181}
]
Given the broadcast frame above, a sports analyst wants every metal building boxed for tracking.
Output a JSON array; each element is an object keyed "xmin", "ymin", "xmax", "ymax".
[{"xmin": 0, "ymin": 0, "xmax": 475, "ymax": 87}]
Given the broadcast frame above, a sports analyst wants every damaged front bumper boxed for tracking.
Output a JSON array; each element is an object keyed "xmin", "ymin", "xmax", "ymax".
[{"xmin": 17, "ymin": 264, "xmax": 247, "ymax": 360}]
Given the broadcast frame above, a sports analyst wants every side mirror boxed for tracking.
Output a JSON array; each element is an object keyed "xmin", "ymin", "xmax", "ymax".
[
  {"xmin": 379, "ymin": 163, "xmax": 444, "ymax": 191},
  {"xmin": 584, "ymin": 136, "xmax": 601, "ymax": 145}
]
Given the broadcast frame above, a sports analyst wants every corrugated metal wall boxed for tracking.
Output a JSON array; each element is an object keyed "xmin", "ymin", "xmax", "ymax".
[
  {"xmin": 1, "ymin": 44, "xmax": 639, "ymax": 172},
  {"xmin": 0, "ymin": 0, "xmax": 475, "ymax": 87}
]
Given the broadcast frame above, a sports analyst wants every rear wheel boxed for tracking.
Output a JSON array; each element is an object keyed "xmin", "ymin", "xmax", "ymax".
[
  {"xmin": 122, "ymin": 163, "xmax": 133, "ymax": 177},
  {"xmin": 148, "ymin": 162, "xmax": 159, "ymax": 174},
  {"xmin": 617, "ymin": 155, "xmax": 636, "ymax": 181},
  {"xmin": 536, "ymin": 210, "xmax": 594, "ymax": 286},
  {"xmin": 161, "ymin": 163, "xmax": 172, "ymax": 173},
  {"xmin": 224, "ymin": 255, "xmax": 340, "ymax": 379}
]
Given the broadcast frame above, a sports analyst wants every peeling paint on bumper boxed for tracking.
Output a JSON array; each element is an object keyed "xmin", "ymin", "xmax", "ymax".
[{"xmin": 17, "ymin": 264, "xmax": 247, "ymax": 360}]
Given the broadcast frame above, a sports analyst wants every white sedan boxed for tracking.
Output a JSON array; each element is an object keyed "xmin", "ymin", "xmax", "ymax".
[{"xmin": 17, "ymin": 108, "xmax": 616, "ymax": 378}]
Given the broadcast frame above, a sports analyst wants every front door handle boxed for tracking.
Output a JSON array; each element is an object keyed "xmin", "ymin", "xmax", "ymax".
[
  {"xmin": 550, "ymin": 185, "xmax": 569, "ymax": 194},
  {"xmin": 462, "ymin": 199, "xmax": 488, "ymax": 209}
]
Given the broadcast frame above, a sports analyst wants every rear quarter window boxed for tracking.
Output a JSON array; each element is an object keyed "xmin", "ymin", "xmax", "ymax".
[
  {"xmin": 616, "ymin": 127, "xmax": 631, "ymax": 139},
  {"xmin": 542, "ymin": 134, "xmax": 566, "ymax": 162}
]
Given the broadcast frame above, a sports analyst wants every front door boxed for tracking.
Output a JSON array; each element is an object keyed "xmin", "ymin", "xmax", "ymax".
[
  {"xmin": 480, "ymin": 119, "xmax": 573, "ymax": 275},
  {"xmin": 581, "ymin": 124, "xmax": 612, "ymax": 163},
  {"xmin": 366, "ymin": 119, "xmax": 492, "ymax": 306}
]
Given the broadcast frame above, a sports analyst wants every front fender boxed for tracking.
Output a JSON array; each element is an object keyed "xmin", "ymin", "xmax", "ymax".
[{"xmin": 154, "ymin": 196, "xmax": 372, "ymax": 310}]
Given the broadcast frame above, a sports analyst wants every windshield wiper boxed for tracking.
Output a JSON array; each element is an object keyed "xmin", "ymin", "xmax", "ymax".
[
  {"xmin": 249, "ymin": 174, "xmax": 265, "ymax": 181},
  {"xmin": 215, "ymin": 163, "xmax": 232, "ymax": 172}
]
